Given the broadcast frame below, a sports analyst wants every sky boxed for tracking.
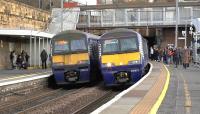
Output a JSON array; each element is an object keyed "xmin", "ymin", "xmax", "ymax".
[{"xmin": 76, "ymin": 0, "xmax": 96, "ymax": 5}]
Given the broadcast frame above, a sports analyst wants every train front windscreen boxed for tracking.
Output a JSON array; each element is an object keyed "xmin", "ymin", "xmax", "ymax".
[
  {"xmin": 52, "ymin": 38, "xmax": 89, "ymax": 65},
  {"xmin": 102, "ymin": 37, "xmax": 138, "ymax": 54},
  {"xmin": 53, "ymin": 39, "xmax": 87, "ymax": 54}
]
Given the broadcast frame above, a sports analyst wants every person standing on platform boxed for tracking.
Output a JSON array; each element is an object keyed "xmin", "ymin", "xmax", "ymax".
[
  {"xmin": 163, "ymin": 48, "xmax": 168, "ymax": 64},
  {"xmin": 178, "ymin": 47, "xmax": 183, "ymax": 65},
  {"xmin": 183, "ymin": 46, "xmax": 190, "ymax": 69},
  {"xmin": 150, "ymin": 46, "xmax": 154, "ymax": 60},
  {"xmin": 25, "ymin": 52, "xmax": 30, "ymax": 67},
  {"xmin": 10, "ymin": 50, "xmax": 16, "ymax": 69},
  {"xmin": 40, "ymin": 49, "xmax": 48, "ymax": 69},
  {"xmin": 154, "ymin": 47, "xmax": 159, "ymax": 61},
  {"xmin": 173, "ymin": 48, "xmax": 179, "ymax": 68}
]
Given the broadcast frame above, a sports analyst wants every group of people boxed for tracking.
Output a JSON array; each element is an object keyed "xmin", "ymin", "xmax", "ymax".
[
  {"xmin": 10, "ymin": 49, "xmax": 48, "ymax": 70},
  {"xmin": 10, "ymin": 50, "xmax": 30, "ymax": 69},
  {"xmin": 150, "ymin": 46, "xmax": 192, "ymax": 69}
]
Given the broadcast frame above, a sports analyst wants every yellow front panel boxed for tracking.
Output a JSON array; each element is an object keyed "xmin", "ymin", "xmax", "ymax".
[
  {"xmin": 52, "ymin": 55, "xmax": 65, "ymax": 63},
  {"xmin": 64, "ymin": 53, "xmax": 89, "ymax": 65},
  {"xmin": 102, "ymin": 52, "xmax": 140, "ymax": 66},
  {"xmin": 52, "ymin": 53, "xmax": 89, "ymax": 65}
]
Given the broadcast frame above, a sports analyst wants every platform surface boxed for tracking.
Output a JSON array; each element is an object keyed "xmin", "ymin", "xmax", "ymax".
[
  {"xmin": 0, "ymin": 69, "xmax": 52, "ymax": 86},
  {"xmin": 158, "ymin": 64, "xmax": 200, "ymax": 114},
  {"xmin": 93, "ymin": 61, "xmax": 169, "ymax": 114}
]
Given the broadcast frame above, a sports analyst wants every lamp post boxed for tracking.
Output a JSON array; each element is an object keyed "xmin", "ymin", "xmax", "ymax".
[
  {"xmin": 175, "ymin": 0, "xmax": 178, "ymax": 48},
  {"xmin": 61, "ymin": 0, "xmax": 64, "ymax": 31}
]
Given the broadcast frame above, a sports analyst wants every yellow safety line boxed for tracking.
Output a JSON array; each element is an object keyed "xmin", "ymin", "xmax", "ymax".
[
  {"xmin": 0, "ymin": 71, "xmax": 51, "ymax": 81},
  {"xmin": 149, "ymin": 64, "xmax": 170, "ymax": 114},
  {"xmin": 179, "ymin": 70, "xmax": 192, "ymax": 113}
]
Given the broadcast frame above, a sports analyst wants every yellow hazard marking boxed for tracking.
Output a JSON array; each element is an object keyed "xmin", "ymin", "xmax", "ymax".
[
  {"xmin": 149, "ymin": 64, "xmax": 170, "ymax": 114},
  {"xmin": 0, "ymin": 71, "xmax": 51, "ymax": 81},
  {"xmin": 179, "ymin": 71, "xmax": 192, "ymax": 113}
]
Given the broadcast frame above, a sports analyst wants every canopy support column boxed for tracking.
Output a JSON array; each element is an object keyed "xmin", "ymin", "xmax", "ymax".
[{"xmin": 34, "ymin": 36, "xmax": 37, "ymax": 67}]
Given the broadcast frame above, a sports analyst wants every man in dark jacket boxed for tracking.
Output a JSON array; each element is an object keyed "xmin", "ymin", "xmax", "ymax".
[
  {"xmin": 10, "ymin": 50, "xmax": 16, "ymax": 69},
  {"xmin": 40, "ymin": 49, "xmax": 48, "ymax": 69}
]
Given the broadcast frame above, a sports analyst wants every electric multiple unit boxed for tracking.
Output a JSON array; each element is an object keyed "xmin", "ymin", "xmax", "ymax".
[
  {"xmin": 99, "ymin": 28, "xmax": 149, "ymax": 86},
  {"xmin": 51, "ymin": 30, "xmax": 100, "ymax": 85}
]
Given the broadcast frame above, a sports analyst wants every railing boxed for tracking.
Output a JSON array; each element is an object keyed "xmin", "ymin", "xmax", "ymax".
[{"xmin": 77, "ymin": 6, "xmax": 200, "ymax": 28}]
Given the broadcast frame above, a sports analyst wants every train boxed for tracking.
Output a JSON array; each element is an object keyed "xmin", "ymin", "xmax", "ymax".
[
  {"xmin": 51, "ymin": 30, "xmax": 100, "ymax": 85},
  {"xmin": 99, "ymin": 28, "xmax": 149, "ymax": 86}
]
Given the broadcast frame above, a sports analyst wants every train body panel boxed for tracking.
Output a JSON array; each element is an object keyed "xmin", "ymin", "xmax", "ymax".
[
  {"xmin": 51, "ymin": 30, "xmax": 100, "ymax": 85},
  {"xmin": 101, "ymin": 64, "xmax": 143, "ymax": 86},
  {"xmin": 52, "ymin": 64, "xmax": 90, "ymax": 84},
  {"xmin": 99, "ymin": 28, "xmax": 149, "ymax": 86}
]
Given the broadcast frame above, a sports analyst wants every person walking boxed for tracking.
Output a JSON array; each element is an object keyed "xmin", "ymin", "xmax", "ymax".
[
  {"xmin": 183, "ymin": 46, "xmax": 190, "ymax": 69},
  {"xmin": 40, "ymin": 49, "xmax": 48, "ymax": 69}
]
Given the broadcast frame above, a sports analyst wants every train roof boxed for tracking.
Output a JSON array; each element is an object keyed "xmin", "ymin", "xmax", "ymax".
[
  {"xmin": 100, "ymin": 28, "xmax": 140, "ymax": 40},
  {"xmin": 52, "ymin": 30, "xmax": 99, "ymax": 40}
]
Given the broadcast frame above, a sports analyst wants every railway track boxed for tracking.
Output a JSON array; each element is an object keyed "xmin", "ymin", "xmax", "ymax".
[
  {"xmin": 72, "ymin": 90, "xmax": 119, "ymax": 114},
  {"xmin": 17, "ymin": 87, "xmax": 86, "ymax": 114},
  {"xmin": 0, "ymin": 81, "xmax": 122, "ymax": 114},
  {"xmin": 11, "ymin": 84, "xmax": 118, "ymax": 114},
  {"xmin": 0, "ymin": 87, "xmax": 82, "ymax": 114}
]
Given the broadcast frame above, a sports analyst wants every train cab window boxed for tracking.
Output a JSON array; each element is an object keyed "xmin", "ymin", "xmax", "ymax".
[
  {"xmin": 103, "ymin": 39, "xmax": 119, "ymax": 53},
  {"xmin": 121, "ymin": 38, "xmax": 137, "ymax": 51},
  {"xmin": 71, "ymin": 39, "xmax": 87, "ymax": 52},
  {"xmin": 54, "ymin": 40, "xmax": 69, "ymax": 53}
]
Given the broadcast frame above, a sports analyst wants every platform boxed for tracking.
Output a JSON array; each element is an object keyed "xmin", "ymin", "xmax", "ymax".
[
  {"xmin": 92, "ymin": 61, "xmax": 169, "ymax": 114},
  {"xmin": 0, "ymin": 69, "xmax": 52, "ymax": 86},
  {"xmin": 158, "ymin": 64, "xmax": 200, "ymax": 114}
]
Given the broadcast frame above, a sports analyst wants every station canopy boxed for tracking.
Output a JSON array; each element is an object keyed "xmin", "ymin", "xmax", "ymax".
[{"xmin": 0, "ymin": 29, "xmax": 55, "ymax": 38}]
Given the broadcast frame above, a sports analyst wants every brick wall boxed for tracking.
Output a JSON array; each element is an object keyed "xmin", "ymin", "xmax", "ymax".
[
  {"xmin": 0, "ymin": 0, "xmax": 50, "ymax": 31},
  {"xmin": 161, "ymin": 27, "xmax": 192, "ymax": 49}
]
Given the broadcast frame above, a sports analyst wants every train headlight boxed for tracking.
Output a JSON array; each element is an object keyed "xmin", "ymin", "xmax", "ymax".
[
  {"xmin": 107, "ymin": 63, "xmax": 112, "ymax": 67},
  {"xmin": 102, "ymin": 62, "xmax": 115, "ymax": 67},
  {"xmin": 128, "ymin": 60, "xmax": 140, "ymax": 65},
  {"xmin": 53, "ymin": 62, "xmax": 64, "ymax": 66}
]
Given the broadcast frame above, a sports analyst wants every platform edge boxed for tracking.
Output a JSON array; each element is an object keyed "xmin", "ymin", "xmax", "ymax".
[{"xmin": 149, "ymin": 64, "xmax": 170, "ymax": 114}]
